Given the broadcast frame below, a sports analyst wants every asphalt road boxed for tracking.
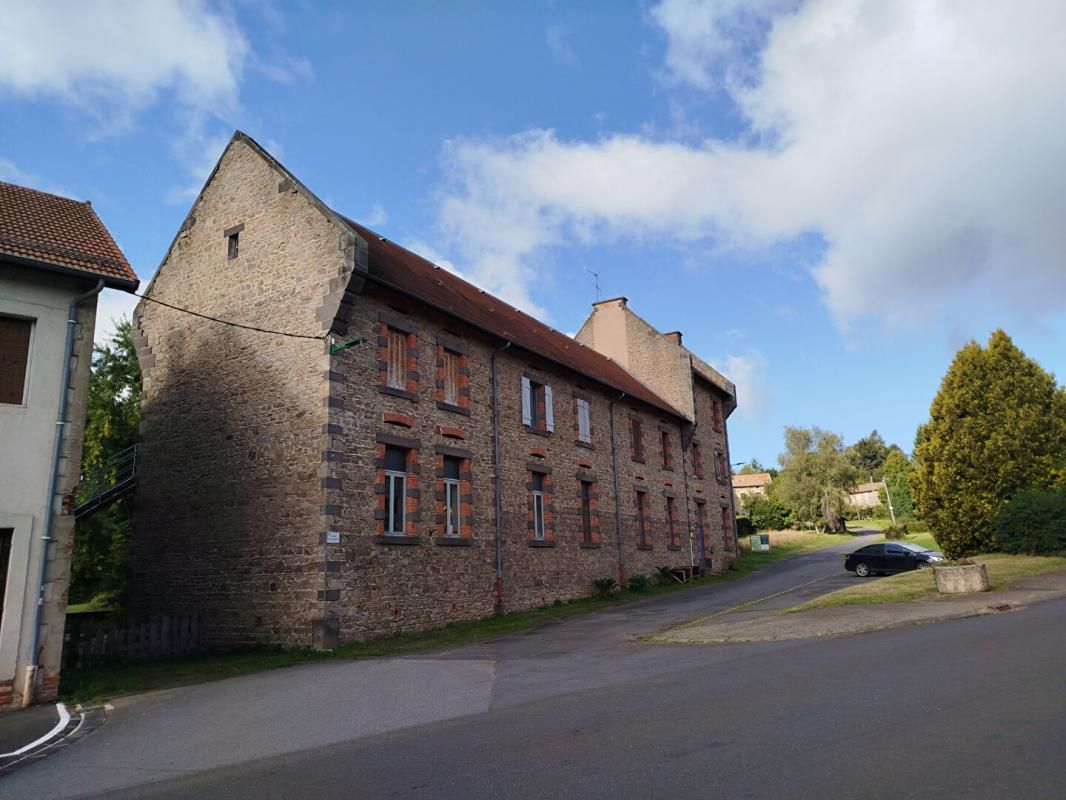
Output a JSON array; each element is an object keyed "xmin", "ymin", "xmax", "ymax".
[{"xmin": 16, "ymin": 532, "xmax": 1066, "ymax": 799}]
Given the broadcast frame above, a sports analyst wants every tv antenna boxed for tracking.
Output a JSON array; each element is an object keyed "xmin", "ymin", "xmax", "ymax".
[{"xmin": 586, "ymin": 269, "xmax": 600, "ymax": 301}]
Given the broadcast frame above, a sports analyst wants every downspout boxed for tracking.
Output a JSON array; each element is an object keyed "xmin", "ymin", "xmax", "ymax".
[
  {"xmin": 684, "ymin": 355, "xmax": 697, "ymax": 568},
  {"xmin": 722, "ymin": 389, "xmax": 740, "ymax": 565},
  {"xmin": 26, "ymin": 278, "xmax": 104, "ymax": 704},
  {"xmin": 608, "ymin": 392, "xmax": 626, "ymax": 585},
  {"xmin": 490, "ymin": 340, "xmax": 512, "ymax": 614}
]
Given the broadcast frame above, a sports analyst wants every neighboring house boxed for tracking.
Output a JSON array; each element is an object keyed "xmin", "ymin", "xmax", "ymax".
[
  {"xmin": 732, "ymin": 472, "xmax": 773, "ymax": 509},
  {"xmin": 130, "ymin": 132, "xmax": 737, "ymax": 650},
  {"xmin": 0, "ymin": 182, "xmax": 137, "ymax": 710},
  {"xmin": 848, "ymin": 482, "xmax": 883, "ymax": 508}
]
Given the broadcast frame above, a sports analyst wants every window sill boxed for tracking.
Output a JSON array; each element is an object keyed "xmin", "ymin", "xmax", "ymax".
[
  {"xmin": 528, "ymin": 539, "xmax": 556, "ymax": 548},
  {"xmin": 662, "ymin": 466, "xmax": 674, "ymax": 472},
  {"xmin": 373, "ymin": 535, "xmax": 420, "ymax": 546},
  {"xmin": 667, "ymin": 545, "xmax": 682, "ymax": 551},
  {"xmin": 574, "ymin": 440, "xmax": 593, "ymax": 450},
  {"xmin": 434, "ymin": 537, "xmax": 472, "ymax": 546},
  {"xmin": 632, "ymin": 457, "xmax": 646, "ymax": 465},
  {"xmin": 379, "ymin": 385, "xmax": 418, "ymax": 402},
  {"xmin": 525, "ymin": 426, "xmax": 552, "ymax": 438},
  {"xmin": 436, "ymin": 400, "xmax": 470, "ymax": 416},
  {"xmin": 579, "ymin": 541, "xmax": 601, "ymax": 549},
  {"xmin": 636, "ymin": 544, "xmax": 653, "ymax": 551}
]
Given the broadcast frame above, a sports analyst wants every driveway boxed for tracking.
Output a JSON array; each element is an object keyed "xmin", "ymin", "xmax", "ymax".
[{"xmin": 3, "ymin": 532, "xmax": 878, "ymax": 799}]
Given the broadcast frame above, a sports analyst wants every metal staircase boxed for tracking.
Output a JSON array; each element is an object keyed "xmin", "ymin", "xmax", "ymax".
[{"xmin": 74, "ymin": 443, "xmax": 139, "ymax": 520}]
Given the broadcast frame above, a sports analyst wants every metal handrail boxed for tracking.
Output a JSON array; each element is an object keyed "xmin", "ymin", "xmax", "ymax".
[{"xmin": 74, "ymin": 443, "xmax": 139, "ymax": 519}]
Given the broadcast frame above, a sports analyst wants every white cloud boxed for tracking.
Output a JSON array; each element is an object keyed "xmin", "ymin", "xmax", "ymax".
[
  {"xmin": 433, "ymin": 0, "xmax": 1066, "ymax": 331},
  {"xmin": 0, "ymin": 158, "xmax": 74, "ymax": 198},
  {"xmin": 363, "ymin": 203, "xmax": 389, "ymax": 228},
  {"xmin": 545, "ymin": 25, "xmax": 578, "ymax": 66},
  {"xmin": 93, "ymin": 288, "xmax": 140, "ymax": 346},
  {"xmin": 713, "ymin": 350, "xmax": 769, "ymax": 420}
]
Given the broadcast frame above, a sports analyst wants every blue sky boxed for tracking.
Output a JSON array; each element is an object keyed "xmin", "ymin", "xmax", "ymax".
[{"xmin": 3, "ymin": 0, "xmax": 1065, "ymax": 468}]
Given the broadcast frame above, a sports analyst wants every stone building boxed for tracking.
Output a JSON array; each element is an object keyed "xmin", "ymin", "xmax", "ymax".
[
  {"xmin": 131, "ymin": 132, "xmax": 737, "ymax": 649},
  {"xmin": 1, "ymin": 181, "xmax": 138, "ymax": 708},
  {"xmin": 732, "ymin": 472, "xmax": 774, "ymax": 510}
]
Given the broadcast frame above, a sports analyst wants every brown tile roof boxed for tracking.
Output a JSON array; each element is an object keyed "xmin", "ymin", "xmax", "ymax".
[
  {"xmin": 850, "ymin": 482, "xmax": 883, "ymax": 494},
  {"xmin": 732, "ymin": 472, "xmax": 773, "ymax": 488},
  {"xmin": 0, "ymin": 181, "xmax": 138, "ymax": 288},
  {"xmin": 342, "ymin": 218, "xmax": 683, "ymax": 418}
]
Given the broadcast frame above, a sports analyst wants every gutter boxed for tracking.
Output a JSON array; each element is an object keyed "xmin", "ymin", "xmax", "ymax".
[
  {"xmin": 26, "ymin": 278, "xmax": 104, "ymax": 705},
  {"xmin": 608, "ymin": 392, "xmax": 626, "ymax": 585},
  {"xmin": 490, "ymin": 340, "xmax": 512, "ymax": 614}
]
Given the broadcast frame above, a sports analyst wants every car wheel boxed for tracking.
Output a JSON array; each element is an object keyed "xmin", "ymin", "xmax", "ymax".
[
  {"xmin": 855, "ymin": 562, "xmax": 871, "ymax": 578},
  {"xmin": 917, "ymin": 561, "xmax": 930, "ymax": 570}
]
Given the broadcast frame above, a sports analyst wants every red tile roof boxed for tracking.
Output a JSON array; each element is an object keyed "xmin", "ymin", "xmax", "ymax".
[
  {"xmin": 0, "ymin": 181, "xmax": 138, "ymax": 287},
  {"xmin": 342, "ymin": 218, "xmax": 683, "ymax": 418},
  {"xmin": 732, "ymin": 472, "xmax": 773, "ymax": 488}
]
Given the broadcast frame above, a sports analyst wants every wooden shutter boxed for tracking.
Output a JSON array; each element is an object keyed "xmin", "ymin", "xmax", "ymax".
[
  {"xmin": 387, "ymin": 329, "xmax": 406, "ymax": 389},
  {"xmin": 443, "ymin": 351, "xmax": 459, "ymax": 405},
  {"xmin": 577, "ymin": 399, "xmax": 591, "ymax": 442},
  {"xmin": 0, "ymin": 317, "xmax": 32, "ymax": 405},
  {"xmin": 521, "ymin": 376, "xmax": 532, "ymax": 425},
  {"xmin": 543, "ymin": 384, "xmax": 554, "ymax": 432}
]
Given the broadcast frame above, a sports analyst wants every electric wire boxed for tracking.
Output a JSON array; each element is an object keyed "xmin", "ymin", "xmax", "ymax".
[{"xmin": 133, "ymin": 292, "xmax": 328, "ymax": 341}]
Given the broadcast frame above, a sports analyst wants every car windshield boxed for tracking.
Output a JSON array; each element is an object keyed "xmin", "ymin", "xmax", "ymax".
[{"xmin": 895, "ymin": 541, "xmax": 932, "ymax": 552}]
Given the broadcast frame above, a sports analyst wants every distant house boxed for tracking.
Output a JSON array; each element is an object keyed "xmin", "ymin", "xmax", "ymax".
[
  {"xmin": 733, "ymin": 472, "xmax": 773, "ymax": 509},
  {"xmin": 0, "ymin": 182, "xmax": 137, "ymax": 710},
  {"xmin": 848, "ymin": 482, "xmax": 883, "ymax": 508}
]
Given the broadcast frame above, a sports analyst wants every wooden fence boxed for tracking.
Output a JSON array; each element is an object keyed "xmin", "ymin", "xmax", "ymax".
[{"xmin": 63, "ymin": 611, "xmax": 201, "ymax": 669}]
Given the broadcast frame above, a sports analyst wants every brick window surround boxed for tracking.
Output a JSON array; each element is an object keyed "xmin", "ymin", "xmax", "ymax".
[
  {"xmin": 659, "ymin": 427, "xmax": 674, "ymax": 471},
  {"xmin": 696, "ymin": 501, "xmax": 710, "ymax": 565},
  {"xmin": 0, "ymin": 316, "xmax": 32, "ymax": 405},
  {"xmin": 665, "ymin": 493, "xmax": 681, "ymax": 550},
  {"xmin": 721, "ymin": 504, "xmax": 736, "ymax": 552},
  {"xmin": 629, "ymin": 416, "xmax": 645, "ymax": 463},
  {"xmin": 522, "ymin": 374, "xmax": 554, "ymax": 434},
  {"xmin": 577, "ymin": 473, "xmax": 601, "ymax": 547},
  {"xmin": 377, "ymin": 313, "xmax": 419, "ymax": 401},
  {"xmin": 527, "ymin": 464, "xmax": 555, "ymax": 546},
  {"xmin": 635, "ymin": 488, "xmax": 651, "ymax": 549},
  {"xmin": 574, "ymin": 394, "xmax": 593, "ymax": 447},
  {"xmin": 435, "ymin": 336, "xmax": 471, "ymax": 415},
  {"xmin": 712, "ymin": 399, "xmax": 724, "ymax": 432},
  {"xmin": 374, "ymin": 433, "xmax": 421, "ymax": 543},
  {"xmin": 691, "ymin": 442, "xmax": 704, "ymax": 479},
  {"xmin": 434, "ymin": 445, "xmax": 473, "ymax": 545}
]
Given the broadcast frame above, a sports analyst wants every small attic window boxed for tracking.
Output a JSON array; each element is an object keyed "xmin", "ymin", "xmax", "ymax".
[{"xmin": 224, "ymin": 223, "xmax": 244, "ymax": 260}]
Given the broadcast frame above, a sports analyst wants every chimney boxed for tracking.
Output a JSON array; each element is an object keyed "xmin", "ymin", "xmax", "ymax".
[{"xmin": 664, "ymin": 331, "xmax": 683, "ymax": 346}]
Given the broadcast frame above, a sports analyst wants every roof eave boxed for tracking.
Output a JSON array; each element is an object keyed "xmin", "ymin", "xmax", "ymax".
[{"xmin": 0, "ymin": 252, "xmax": 139, "ymax": 292}]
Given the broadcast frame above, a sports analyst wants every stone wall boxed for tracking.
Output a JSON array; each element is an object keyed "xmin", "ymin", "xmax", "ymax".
[{"xmin": 131, "ymin": 137, "xmax": 351, "ymax": 647}]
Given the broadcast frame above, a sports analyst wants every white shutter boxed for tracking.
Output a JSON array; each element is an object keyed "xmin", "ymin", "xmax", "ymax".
[
  {"xmin": 578, "ymin": 399, "xmax": 591, "ymax": 442},
  {"xmin": 521, "ymin": 376, "xmax": 532, "ymax": 426},
  {"xmin": 544, "ymin": 384, "xmax": 554, "ymax": 432}
]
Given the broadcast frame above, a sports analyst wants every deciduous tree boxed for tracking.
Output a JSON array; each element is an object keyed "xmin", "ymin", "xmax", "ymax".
[{"xmin": 774, "ymin": 427, "xmax": 859, "ymax": 532}]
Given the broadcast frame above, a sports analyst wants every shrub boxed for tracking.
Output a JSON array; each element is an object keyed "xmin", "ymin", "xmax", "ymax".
[
  {"xmin": 747, "ymin": 494, "xmax": 790, "ymax": 531},
  {"xmin": 906, "ymin": 519, "xmax": 930, "ymax": 534},
  {"xmin": 883, "ymin": 524, "xmax": 909, "ymax": 540},
  {"xmin": 627, "ymin": 574, "xmax": 650, "ymax": 592},
  {"xmin": 592, "ymin": 577, "xmax": 618, "ymax": 598},
  {"xmin": 735, "ymin": 516, "xmax": 755, "ymax": 539},
  {"xmin": 993, "ymin": 490, "xmax": 1066, "ymax": 555}
]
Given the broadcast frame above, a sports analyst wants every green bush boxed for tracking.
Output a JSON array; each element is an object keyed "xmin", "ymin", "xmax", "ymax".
[
  {"xmin": 657, "ymin": 566, "xmax": 676, "ymax": 586},
  {"xmin": 993, "ymin": 490, "xmax": 1066, "ymax": 554},
  {"xmin": 592, "ymin": 577, "xmax": 618, "ymax": 598},
  {"xmin": 906, "ymin": 519, "xmax": 930, "ymax": 534},
  {"xmin": 746, "ymin": 494, "xmax": 790, "ymax": 531},
  {"xmin": 735, "ymin": 517, "xmax": 755, "ymax": 539},
  {"xmin": 627, "ymin": 574, "xmax": 650, "ymax": 592},
  {"xmin": 883, "ymin": 524, "xmax": 909, "ymax": 540}
]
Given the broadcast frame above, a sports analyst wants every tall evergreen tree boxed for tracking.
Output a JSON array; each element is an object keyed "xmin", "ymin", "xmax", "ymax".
[
  {"xmin": 847, "ymin": 430, "xmax": 888, "ymax": 477},
  {"xmin": 911, "ymin": 330, "xmax": 1066, "ymax": 558}
]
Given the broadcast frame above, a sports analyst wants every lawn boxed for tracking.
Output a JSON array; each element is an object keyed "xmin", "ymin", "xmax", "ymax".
[
  {"xmin": 790, "ymin": 532, "xmax": 1066, "ymax": 612},
  {"xmin": 60, "ymin": 531, "xmax": 854, "ymax": 705}
]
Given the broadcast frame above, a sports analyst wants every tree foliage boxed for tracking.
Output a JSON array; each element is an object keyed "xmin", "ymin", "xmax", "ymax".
[
  {"xmin": 911, "ymin": 330, "xmax": 1066, "ymax": 558},
  {"xmin": 993, "ymin": 490, "xmax": 1066, "ymax": 555},
  {"xmin": 71, "ymin": 319, "xmax": 142, "ymax": 605},
  {"xmin": 847, "ymin": 430, "xmax": 889, "ymax": 477},
  {"xmin": 743, "ymin": 489, "xmax": 791, "ymax": 531},
  {"xmin": 882, "ymin": 448, "xmax": 915, "ymax": 521},
  {"xmin": 774, "ymin": 426, "xmax": 859, "ymax": 532}
]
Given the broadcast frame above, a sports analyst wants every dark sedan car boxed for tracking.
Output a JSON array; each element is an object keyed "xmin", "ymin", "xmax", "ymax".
[{"xmin": 845, "ymin": 541, "xmax": 945, "ymax": 577}]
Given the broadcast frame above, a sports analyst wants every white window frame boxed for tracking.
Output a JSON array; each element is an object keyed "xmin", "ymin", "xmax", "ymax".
[
  {"xmin": 521, "ymin": 377, "xmax": 554, "ymax": 433},
  {"xmin": 444, "ymin": 476, "xmax": 461, "ymax": 537},
  {"xmin": 385, "ymin": 468, "xmax": 407, "ymax": 535},
  {"xmin": 532, "ymin": 490, "xmax": 546, "ymax": 540}
]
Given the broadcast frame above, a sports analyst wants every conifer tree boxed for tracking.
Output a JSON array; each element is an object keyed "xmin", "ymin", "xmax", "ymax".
[{"xmin": 911, "ymin": 330, "xmax": 1066, "ymax": 558}]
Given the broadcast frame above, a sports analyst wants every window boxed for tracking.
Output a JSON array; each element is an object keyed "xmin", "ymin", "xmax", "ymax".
[
  {"xmin": 691, "ymin": 443, "xmax": 704, "ymax": 479},
  {"xmin": 721, "ymin": 505, "xmax": 735, "ymax": 551},
  {"xmin": 580, "ymin": 480, "xmax": 593, "ymax": 544},
  {"xmin": 660, "ymin": 430, "xmax": 674, "ymax": 470},
  {"xmin": 712, "ymin": 399, "xmax": 723, "ymax": 432},
  {"xmin": 714, "ymin": 449, "xmax": 726, "ymax": 483},
  {"xmin": 575, "ymin": 397, "xmax": 592, "ymax": 444},
  {"xmin": 521, "ymin": 376, "xmax": 554, "ymax": 433},
  {"xmin": 696, "ymin": 501, "xmax": 709, "ymax": 563},
  {"xmin": 630, "ymin": 417, "xmax": 644, "ymax": 462},
  {"xmin": 227, "ymin": 231, "xmax": 239, "ymax": 260},
  {"xmin": 0, "ymin": 317, "xmax": 32, "ymax": 405},
  {"xmin": 0, "ymin": 529, "xmax": 12, "ymax": 628},
  {"xmin": 387, "ymin": 328, "xmax": 407, "ymax": 390},
  {"xmin": 531, "ymin": 472, "xmax": 546, "ymax": 540},
  {"xmin": 442, "ymin": 350, "xmax": 460, "ymax": 406},
  {"xmin": 443, "ymin": 456, "xmax": 461, "ymax": 537},
  {"xmin": 635, "ymin": 490, "xmax": 650, "ymax": 548},
  {"xmin": 666, "ymin": 496, "xmax": 680, "ymax": 548},
  {"xmin": 384, "ymin": 446, "xmax": 408, "ymax": 535}
]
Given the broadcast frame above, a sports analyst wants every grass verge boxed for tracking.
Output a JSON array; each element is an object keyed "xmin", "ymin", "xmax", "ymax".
[
  {"xmin": 60, "ymin": 532, "xmax": 856, "ymax": 705},
  {"xmin": 789, "ymin": 540, "xmax": 1066, "ymax": 612}
]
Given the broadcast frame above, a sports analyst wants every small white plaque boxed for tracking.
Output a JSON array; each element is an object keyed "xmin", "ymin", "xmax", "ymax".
[{"xmin": 326, "ymin": 531, "xmax": 341, "ymax": 544}]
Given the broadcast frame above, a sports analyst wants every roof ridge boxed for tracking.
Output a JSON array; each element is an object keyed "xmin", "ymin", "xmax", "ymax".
[{"xmin": 0, "ymin": 180, "xmax": 87, "ymax": 206}]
